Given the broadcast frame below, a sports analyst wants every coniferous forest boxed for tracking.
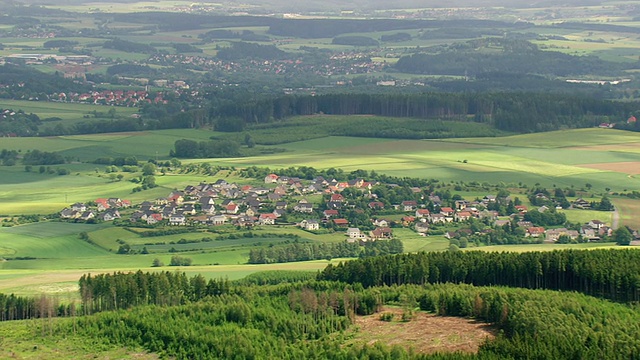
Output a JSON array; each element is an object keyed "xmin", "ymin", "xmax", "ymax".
[{"xmin": 2, "ymin": 249, "xmax": 640, "ymax": 359}]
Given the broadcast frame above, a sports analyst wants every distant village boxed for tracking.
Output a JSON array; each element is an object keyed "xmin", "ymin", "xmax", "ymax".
[{"xmin": 59, "ymin": 173, "xmax": 637, "ymax": 245}]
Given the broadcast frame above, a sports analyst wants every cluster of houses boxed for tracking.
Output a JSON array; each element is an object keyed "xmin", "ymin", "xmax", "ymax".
[
  {"xmin": 52, "ymin": 90, "xmax": 168, "ymax": 107},
  {"xmin": 59, "ymin": 198, "xmax": 130, "ymax": 222},
  {"xmin": 58, "ymin": 172, "xmax": 628, "ymax": 245},
  {"xmin": 147, "ymin": 51, "xmax": 386, "ymax": 78}
]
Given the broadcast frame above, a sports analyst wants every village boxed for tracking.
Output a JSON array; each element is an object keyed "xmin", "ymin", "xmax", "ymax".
[{"xmin": 58, "ymin": 172, "xmax": 632, "ymax": 247}]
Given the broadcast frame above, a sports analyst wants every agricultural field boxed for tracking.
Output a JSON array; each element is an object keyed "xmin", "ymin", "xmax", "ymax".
[{"xmin": 0, "ymin": 127, "xmax": 638, "ymax": 214}]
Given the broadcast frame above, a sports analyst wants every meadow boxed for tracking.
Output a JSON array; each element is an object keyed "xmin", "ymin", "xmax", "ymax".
[{"xmin": 0, "ymin": 126, "xmax": 638, "ymax": 216}]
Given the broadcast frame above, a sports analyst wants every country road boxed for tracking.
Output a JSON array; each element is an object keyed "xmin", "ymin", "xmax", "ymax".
[{"xmin": 612, "ymin": 205, "xmax": 620, "ymax": 229}]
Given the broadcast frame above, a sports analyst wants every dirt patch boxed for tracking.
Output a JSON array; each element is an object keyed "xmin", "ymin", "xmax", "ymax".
[
  {"xmin": 349, "ymin": 307, "xmax": 495, "ymax": 354},
  {"xmin": 579, "ymin": 161, "xmax": 640, "ymax": 174}
]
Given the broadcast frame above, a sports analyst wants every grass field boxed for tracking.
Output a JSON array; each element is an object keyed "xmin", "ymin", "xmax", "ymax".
[
  {"xmin": 0, "ymin": 128, "xmax": 638, "ymax": 215},
  {"xmin": 0, "ymin": 124, "xmax": 638, "ymax": 298}
]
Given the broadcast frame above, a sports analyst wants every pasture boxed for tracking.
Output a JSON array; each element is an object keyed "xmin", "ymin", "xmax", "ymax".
[
  {"xmin": 0, "ymin": 118, "xmax": 638, "ymax": 298},
  {"xmin": 0, "ymin": 127, "xmax": 639, "ymax": 216}
]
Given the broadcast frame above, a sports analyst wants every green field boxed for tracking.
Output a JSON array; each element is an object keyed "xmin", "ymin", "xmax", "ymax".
[
  {"xmin": 0, "ymin": 89, "xmax": 638, "ymax": 304},
  {"xmin": 0, "ymin": 127, "xmax": 638, "ymax": 216}
]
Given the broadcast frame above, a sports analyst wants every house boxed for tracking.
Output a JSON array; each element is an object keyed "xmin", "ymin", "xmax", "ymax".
[
  {"xmin": 428, "ymin": 195, "xmax": 442, "ymax": 206},
  {"xmin": 545, "ymin": 228, "xmax": 579, "ymax": 242},
  {"xmin": 527, "ymin": 227, "xmax": 545, "ymax": 238},
  {"xmin": 483, "ymin": 195, "xmax": 496, "ymax": 203},
  {"xmin": 60, "ymin": 208, "xmax": 79, "ymax": 219},
  {"xmin": 517, "ymin": 221, "xmax": 533, "ymax": 228},
  {"xmin": 274, "ymin": 186, "xmax": 288, "ymax": 196},
  {"xmin": 494, "ymin": 219, "xmax": 510, "ymax": 227},
  {"xmin": 169, "ymin": 214, "xmax": 186, "ymax": 226},
  {"xmin": 430, "ymin": 213, "xmax": 447, "ymax": 224},
  {"xmin": 182, "ymin": 204, "xmax": 196, "ymax": 215},
  {"xmin": 235, "ymin": 216, "xmax": 256, "ymax": 227},
  {"xmin": 294, "ymin": 202, "xmax": 314, "ymax": 213},
  {"xmin": 96, "ymin": 199, "xmax": 110, "ymax": 211},
  {"xmin": 588, "ymin": 220, "xmax": 605, "ymax": 229},
  {"xmin": 415, "ymin": 209, "xmax": 430, "ymax": 219},
  {"xmin": 415, "ymin": 222, "xmax": 430, "ymax": 234},
  {"xmin": 210, "ymin": 215, "xmax": 227, "ymax": 225},
  {"xmin": 368, "ymin": 201, "xmax": 385, "ymax": 210},
  {"xmin": 100, "ymin": 209, "xmax": 121, "ymax": 222},
  {"xmin": 401, "ymin": 216, "xmax": 415, "ymax": 226},
  {"xmin": 71, "ymin": 203, "xmax": 87, "ymax": 212},
  {"xmin": 515, "ymin": 205, "xmax": 528, "ymax": 214},
  {"xmin": 79, "ymin": 210, "xmax": 95, "ymax": 221},
  {"xmin": 580, "ymin": 226, "xmax": 598, "ymax": 240},
  {"xmin": 146, "ymin": 213, "xmax": 163, "ymax": 225},
  {"xmin": 440, "ymin": 207, "xmax": 455, "ymax": 216},
  {"xmin": 259, "ymin": 213, "xmax": 277, "ymax": 225},
  {"xmin": 201, "ymin": 204, "xmax": 216, "ymax": 215},
  {"xmin": 454, "ymin": 211, "xmax": 471, "ymax": 222},
  {"xmin": 330, "ymin": 194, "xmax": 344, "ymax": 202},
  {"xmin": 167, "ymin": 191, "xmax": 184, "ymax": 205},
  {"xmin": 401, "ymin": 201, "xmax": 417, "ymax": 211},
  {"xmin": 332, "ymin": 218, "xmax": 349, "ymax": 227},
  {"xmin": 346, "ymin": 227, "xmax": 367, "ymax": 242},
  {"xmin": 199, "ymin": 196, "xmax": 216, "ymax": 206},
  {"xmin": 373, "ymin": 219, "xmax": 389, "ymax": 227},
  {"xmin": 347, "ymin": 178, "xmax": 365, "ymax": 188},
  {"xmin": 275, "ymin": 201, "xmax": 288, "ymax": 210},
  {"xmin": 301, "ymin": 219, "xmax": 320, "ymax": 231},
  {"xmin": 454, "ymin": 200, "xmax": 469, "ymax": 210},
  {"xmin": 264, "ymin": 173, "xmax": 279, "ymax": 183},
  {"xmin": 371, "ymin": 227, "xmax": 392, "ymax": 240},
  {"xmin": 323, "ymin": 209, "xmax": 339, "ymax": 218},
  {"xmin": 572, "ymin": 198, "xmax": 591, "ymax": 209},
  {"xmin": 326, "ymin": 201, "xmax": 343, "ymax": 210},
  {"xmin": 225, "ymin": 203, "xmax": 239, "ymax": 214}
]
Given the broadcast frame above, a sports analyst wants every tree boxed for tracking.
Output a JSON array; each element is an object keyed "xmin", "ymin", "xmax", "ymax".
[
  {"xmin": 143, "ymin": 175, "xmax": 156, "ymax": 188},
  {"xmin": 613, "ymin": 226, "xmax": 633, "ymax": 246},
  {"xmin": 152, "ymin": 258, "xmax": 164, "ymax": 267},
  {"xmin": 142, "ymin": 163, "xmax": 157, "ymax": 176}
]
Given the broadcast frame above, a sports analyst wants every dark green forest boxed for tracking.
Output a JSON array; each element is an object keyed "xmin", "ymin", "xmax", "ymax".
[
  {"xmin": 217, "ymin": 92, "xmax": 636, "ymax": 133},
  {"xmin": 319, "ymin": 249, "xmax": 640, "ymax": 302},
  {"xmin": 4, "ymin": 250, "xmax": 640, "ymax": 359}
]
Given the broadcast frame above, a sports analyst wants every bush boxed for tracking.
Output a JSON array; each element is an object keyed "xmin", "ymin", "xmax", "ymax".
[
  {"xmin": 152, "ymin": 258, "xmax": 164, "ymax": 267},
  {"xmin": 169, "ymin": 255, "xmax": 192, "ymax": 266},
  {"xmin": 379, "ymin": 312, "xmax": 394, "ymax": 322}
]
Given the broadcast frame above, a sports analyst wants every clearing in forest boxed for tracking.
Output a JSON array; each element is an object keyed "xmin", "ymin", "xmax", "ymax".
[{"xmin": 348, "ymin": 307, "xmax": 495, "ymax": 354}]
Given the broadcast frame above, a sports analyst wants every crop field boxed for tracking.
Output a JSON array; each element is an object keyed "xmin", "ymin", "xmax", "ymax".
[
  {"xmin": 613, "ymin": 198, "xmax": 640, "ymax": 230},
  {"xmin": 0, "ymin": 118, "xmax": 638, "ymax": 298},
  {"xmin": 0, "ymin": 127, "xmax": 638, "ymax": 216}
]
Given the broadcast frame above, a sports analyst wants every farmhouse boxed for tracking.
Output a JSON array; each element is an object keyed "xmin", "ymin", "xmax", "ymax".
[
  {"xmin": 259, "ymin": 213, "xmax": 277, "ymax": 225},
  {"xmin": 300, "ymin": 219, "xmax": 320, "ymax": 231},
  {"xmin": 169, "ymin": 214, "xmax": 186, "ymax": 226},
  {"xmin": 371, "ymin": 227, "xmax": 392, "ymax": 240},
  {"xmin": 346, "ymin": 227, "xmax": 367, "ymax": 242},
  {"xmin": 401, "ymin": 201, "xmax": 417, "ymax": 211}
]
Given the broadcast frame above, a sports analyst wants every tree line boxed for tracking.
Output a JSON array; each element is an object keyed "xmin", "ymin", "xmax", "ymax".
[
  {"xmin": 217, "ymin": 92, "xmax": 636, "ymax": 133},
  {"xmin": 44, "ymin": 280, "xmax": 640, "ymax": 359},
  {"xmin": 78, "ymin": 271, "xmax": 231, "ymax": 314},
  {"xmin": 248, "ymin": 239, "xmax": 403, "ymax": 264},
  {"xmin": 318, "ymin": 249, "xmax": 640, "ymax": 302}
]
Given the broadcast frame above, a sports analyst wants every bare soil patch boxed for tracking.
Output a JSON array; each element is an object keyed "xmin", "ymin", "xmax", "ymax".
[
  {"xmin": 579, "ymin": 161, "xmax": 640, "ymax": 174},
  {"xmin": 349, "ymin": 307, "xmax": 495, "ymax": 354}
]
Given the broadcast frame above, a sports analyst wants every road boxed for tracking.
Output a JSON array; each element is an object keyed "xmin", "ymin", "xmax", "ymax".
[{"xmin": 612, "ymin": 205, "xmax": 620, "ymax": 230}]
